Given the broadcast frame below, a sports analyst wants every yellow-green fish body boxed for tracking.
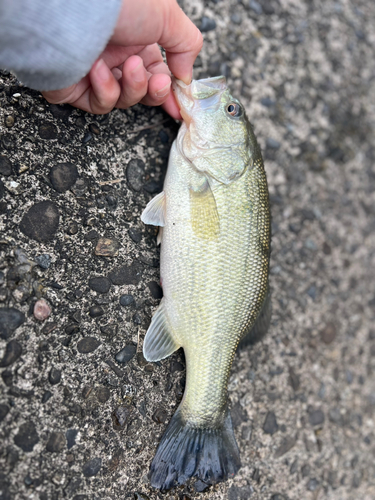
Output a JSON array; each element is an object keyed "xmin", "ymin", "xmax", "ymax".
[{"xmin": 141, "ymin": 76, "xmax": 271, "ymax": 490}]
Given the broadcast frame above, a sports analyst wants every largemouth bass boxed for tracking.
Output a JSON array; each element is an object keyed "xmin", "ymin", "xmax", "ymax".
[{"xmin": 141, "ymin": 76, "xmax": 271, "ymax": 490}]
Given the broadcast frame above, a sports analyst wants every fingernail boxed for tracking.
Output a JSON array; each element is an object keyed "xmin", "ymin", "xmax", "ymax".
[
  {"xmin": 180, "ymin": 70, "xmax": 193, "ymax": 85},
  {"xmin": 95, "ymin": 59, "xmax": 110, "ymax": 82},
  {"xmin": 156, "ymin": 82, "xmax": 171, "ymax": 98},
  {"xmin": 131, "ymin": 61, "xmax": 145, "ymax": 83}
]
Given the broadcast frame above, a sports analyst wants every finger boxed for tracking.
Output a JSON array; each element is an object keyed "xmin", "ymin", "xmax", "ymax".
[
  {"xmin": 111, "ymin": 0, "xmax": 203, "ymax": 84},
  {"xmin": 84, "ymin": 58, "xmax": 121, "ymax": 113},
  {"xmin": 42, "ymin": 78, "xmax": 92, "ymax": 105},
  {"xmin": 117, "ymin": 55, "xmax": 149, "ymax": 108},
  {"xmin": 140, "ymin": 73, "xmax": 171, "ymax": 107},
  {"xmin": 161, "ymin": 91, "xmax": 182, "ymax": 120},
  {"xmin": 136, "ymin": 44, "xmax": 181, "ymax": 117}
]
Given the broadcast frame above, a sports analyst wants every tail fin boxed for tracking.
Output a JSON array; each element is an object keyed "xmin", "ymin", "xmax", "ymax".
[{"xmin": 149, "ymin": 406, "xmax": 241, "ymax": 491}]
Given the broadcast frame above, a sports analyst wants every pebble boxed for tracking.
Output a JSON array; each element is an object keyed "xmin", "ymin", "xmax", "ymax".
[
  {"xmin": 143, "ymin": 180, "xmax": 162, "ymax": 194},
  {"xmin": 119, "ymin": 294, "xmax": 134, "ymax": 307},
  {"xmin": 109, "ymin": 262, "xmax": 143, "ymax": 285},
  {"xmin": 126, "ymin": 159, "xmax": 145, "ymax": 191},
  {"xmin": 35, "ymin": 254, "xmax": 51, "ymax": 269},
  {"xmin": 270, "ymin": 495, "xmax": 287, "ymax": 500},
  {"xmin": 42, "ymin": 391, "xmax": 52, "ymax": 403},
  {"xmin": 66, "ymin": 429, "xmax": 78, "ymax": 449},
  {"xmin": 46, "ymin": 432, "xmax": 66, "ymax": 452},
  {"xmin": 0, "ymin": 179, "xmax": 4, "ymax": 200},
  {"xmin": 94, "ymin": 237, "xmax": 120, "ymax": 257},
  {"xmin": 33, "ymin": 299, "xmax": 51, "ymax": 321},
  {"xmin": 0, "ymin": 403, "xmax": 10, "ymax": 421},
  {"xmin": 307, "ymin": 478, "xmax": 319, "ymax": 491},
  {"xmin": 266, "ymin": 138, "xmax": 281, "ymax": 149},
  {"xmin": 228, "ymin": 485, "xmax": 254, "ymax": 499},
  {"xmin": 82, "ymin": 457, "xmax": 102, "ymax": 477},
  {"xmin": 89, "ymin": 305, "xmax": 104, "ymax": 318},
  {"xmin": 82, "ymin": 132, "xmax": 93, "ymax": 143},
  {"xmin": 38, "ymin": 122, "xmax": 57, "ymax": 140},
  {"xmin": 290, "ymin": 459, "xmax": 298, "ymax": 474},
  {"xmin": 147, "ymin": 281, "xmax": 163, "ymax": 299},
  {"xmin": 67, "ymin": 222, "xmax": 79, "ymax": 235},
  {"xmin": 230, "ymin": 13, "xmax": 242, "ymax": 24},
  {"xmin": 88, "ymin": 276, "xmax": 111, "ymax": 294},
  {"xmin": 49, "ymin": 103, "xmax": 72, "ymax": 122},
  {"xmin": 85, "ymin": 229, "xmax": 99, "ymax": 241},
  {"xmin": 19, "ymin": 201, "xmax": 60, "ymax": 242},
  {"xmin": 320, "ymin": 323, "xmax": 336, "ymax": 344},
  {"xmin": 0, "ymin": 307, "xmax": 26, "ymax": 340},
  {"xmin": 194, "ymin": 480, "xmax": 210, "ymax": 492},
  {"xmin": 96, "ymin": 386, "xmax": 110, "ymax": 403},
  {"xmin": 152, "ymin": 408, "xmax": 168, "ymax": 424},
  {"xmin": 77, "ymin": 337, "xmax": 101, "ymax": 354},
  {"xmin": 0, "ymin": 155, "xmax": 12, "ymax": 176},
  {"xmin": 134, "ymin": 492, "xmax": 150, "ymax": 500},
  {"xmin": 49, "ymin": 163, "xmax": 78, "ymax": 193},
  {"xmin": 308, "ymin": 408, "xmax": 325, "ymax": 426},
  {"xmin": 115, "ymin": 345, "xmax": 136, "ymax": 364},
  {"xmin": 113, "ymin": 406, "xmax": 131, "ymax": 427},
  {"xmin": 49, "ymin": 367, "xmax": 62, "ymax": 385},
  {"xmin": 231, "ymin": 401, "xmax": 248, "ymax": 427},
  {"xmin": 75, "ymin": 116, "xmax": 86, "ymax": 128},
  {"xmin": 65, "ymin": 324, "xmax": 80, "ymax": 335},
  {"xmin": 14, "ymin": 421, "xmax": 39, "ymax": 452},
  {"xmin": 263, "ymin": 411, "xmax": 279, "ymax": 435},
  {"xmin": 301, "ymin": 464, "xmax": 310, "ymax": 477},
  {"xmin": 261, "ymin": 97, "xmax": 276, "ymax": 107},
  {"xmin": 274, "ymin": 435, "xmax": 297, "ymax": 458},
  {"xmin": 200, "ymin": 16, "xmax": 217, "ymax": 32},
  {"xmin": 128, "ymin": 228, "xmax": 142, "ymax": 243},
  {"xmin": 5, "ymin": 115, "xmax": 14, "ymax": 128},
  {"xmin": 89, "ymin": 123, "xmax": 100, "ymax": 135},
  {"xmin": 158, "ymin": 130, "xmax": 169, "ymax": 143},
  {"xmin": 24, "ymin": 475, "xmax": 33, "ymax": 487},
  {"xmin": 288, "ymin": 367, "xmax": 300, "ymax": 391},
  {"xmin": 170, "ymin": 361, "xmax": 184, "ymax": 373},
  {"xmin": 249, "ymin": 0, "xmax": 263, "ymax": 15},
  {"xmin": 0, "ymin": 340, "xmax": 22, "ymax": 367}
]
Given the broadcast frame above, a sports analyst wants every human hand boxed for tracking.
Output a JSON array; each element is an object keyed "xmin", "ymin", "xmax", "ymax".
[{"xmin": 42, "ymin": 0, "xmax": 202, "ymax": 120}]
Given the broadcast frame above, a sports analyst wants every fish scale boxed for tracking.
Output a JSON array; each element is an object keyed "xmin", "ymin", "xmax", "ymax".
[{"xmin": 141, "ymin": 76, "xmax": 271, "ymax": 490}]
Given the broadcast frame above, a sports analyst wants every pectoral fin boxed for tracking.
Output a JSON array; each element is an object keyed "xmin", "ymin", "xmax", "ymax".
[
  {"xmin": 141, "ymin": 191, "xmax": 166, "ymax": 227},
  {"xmin": 143, "ymin": 301, "xmax": 180, "ymax": 362},
  {"xmin": 190, "ymin": 182, "xmax": 220, "ymax": 240}
]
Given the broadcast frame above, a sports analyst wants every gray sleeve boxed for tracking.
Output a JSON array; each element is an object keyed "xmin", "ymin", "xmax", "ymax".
[{"xmin": 0, "ymin": 0, "xmax": 122, "ymax": 91}]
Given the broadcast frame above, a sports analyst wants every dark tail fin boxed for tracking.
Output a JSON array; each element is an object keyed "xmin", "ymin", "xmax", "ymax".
[{"xmin": 149, "ymin": 406, "xmax": 241, "ymax": 491}]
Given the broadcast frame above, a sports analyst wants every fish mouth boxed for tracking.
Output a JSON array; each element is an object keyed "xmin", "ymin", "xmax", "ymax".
[{"xmin": 172, "ymin": 76, "xmax": 227, "ymax": 125}]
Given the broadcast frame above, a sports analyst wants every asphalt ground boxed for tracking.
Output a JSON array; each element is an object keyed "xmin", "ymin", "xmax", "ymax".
[{"xmin": 0, "ymin": 0, "xmax": 374, "ymax": 499}]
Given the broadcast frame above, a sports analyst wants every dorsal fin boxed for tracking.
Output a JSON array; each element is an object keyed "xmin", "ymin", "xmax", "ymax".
[
  {"xmin": 143, "ymin": 301, "xmax": 180, "ymax": 362},
  {"xmin": 141, "ymin": 191, "xmax": 166, "ymax": 227}
]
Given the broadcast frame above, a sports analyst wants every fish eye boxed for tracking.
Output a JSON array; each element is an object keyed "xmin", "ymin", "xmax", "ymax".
[{"xmin": 226, "ymin": 102, "xmax": 242, "ymax": 118}]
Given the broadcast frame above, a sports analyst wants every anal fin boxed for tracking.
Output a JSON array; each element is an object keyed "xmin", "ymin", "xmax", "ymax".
[
  {"xmin": 238, "ymin": 288, "xmax": 272, "ymax": 349},
  {"xmin": 141, "ymin": 191, "xmax": 166, "ymax": 227},
  {"xmin": 143, "ymin": 301, "xmax": 180, "ymax": 362}
]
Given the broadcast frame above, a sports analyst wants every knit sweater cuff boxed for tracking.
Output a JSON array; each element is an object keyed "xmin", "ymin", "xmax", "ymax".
[{"xmin": 0, "ymin": 0, "xmax": 123, "ymax": 90}]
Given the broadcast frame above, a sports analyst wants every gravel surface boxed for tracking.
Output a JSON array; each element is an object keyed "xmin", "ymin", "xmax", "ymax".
[{"xmin": 1, "ymin": 0, "xmax": 375, "ymax": 499}]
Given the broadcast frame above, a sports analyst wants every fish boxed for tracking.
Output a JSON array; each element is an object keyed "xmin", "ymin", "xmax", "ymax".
[{"xmin": 141, "ymin": 75, "xmax": 271, "ymax": 490}]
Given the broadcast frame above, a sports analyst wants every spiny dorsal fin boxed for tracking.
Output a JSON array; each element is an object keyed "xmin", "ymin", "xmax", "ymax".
[
  {"xmin": 143, "ymin": 301, "xmax": 180, "ymax": 362},
  {"xmin": 141, "ymin": 191, "xmax": 166, "ymax": 227}
]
